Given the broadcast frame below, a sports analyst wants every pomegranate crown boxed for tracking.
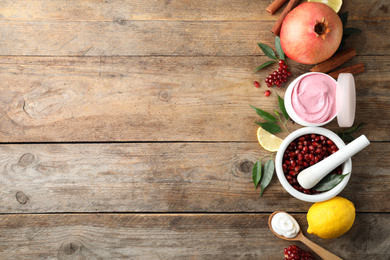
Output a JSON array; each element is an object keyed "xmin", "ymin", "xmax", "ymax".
[{"xmin": 314, "ymin": 17, "xmax": 331, "ymax": 40}]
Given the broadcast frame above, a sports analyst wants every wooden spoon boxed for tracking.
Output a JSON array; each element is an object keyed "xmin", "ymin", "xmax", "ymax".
[{"xmin": 268, "ymin": 211, "xmax": 343, "ymax": 260}]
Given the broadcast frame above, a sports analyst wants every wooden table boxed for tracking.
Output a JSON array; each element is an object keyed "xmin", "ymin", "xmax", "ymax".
[{"xmin": 0, "ymin": 1, "xmax": 389, "ymax": 259}]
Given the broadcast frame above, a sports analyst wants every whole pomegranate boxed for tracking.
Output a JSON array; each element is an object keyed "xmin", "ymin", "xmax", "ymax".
[{"xmin": 280, "ymin": 2, "xmax": 343, "ymax": 65}]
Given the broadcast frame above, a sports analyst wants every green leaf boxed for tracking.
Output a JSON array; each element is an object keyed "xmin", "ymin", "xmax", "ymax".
[
  {"xmin": 339, "ymin": 11, "xmax": 349, "ymax": 28},
  {"xmin": 277, "ymin": 95, "xmax": 289, "ymax": 120},
  {"xmin": 260, "ymin": 160, "xmax": 275, "ymax": 197},
  {"xmin": 275, "ymin": 36, "xmax": 285, "ymax": 61},
  {"xmin": 342, "ymin": 133, "xmax": 356, "ymax": 142},
  {"xmin": 257, "ymin": 42, "xmax": 278, "ymax": 60},
  {"xmin": 250, "ymin": 105, "xmax": 277, "ymax": 122},
  {"xmin": 336, "ymin": 124, "xmax": 363, "ymax": 142},
  {"xmin": 313, "ymin": 173, "xmax": 350, "ymax": 192},
  {"xmin": 342, "ymin": 124, "xmax": 363, "ymax": 133},
  {"xmin": 273, "ymin": 110, "xmax": 280, "ymax": 117},
  {"xmin": 336, "ymin": 40, "xmax": 346, "ymax": 53},
  {"xmin": 252, "ymin": 161, "xmax": 262, "ymax": 190},
  {"xmin": 343, "ymin": 27, "xmax": 362, "ymax": 36},
  {"xmin": 342, "ymin": 28, "xmax": 362, "ymax": 41},
  {"xmin": 255, "ymin": 122, "xmax": 282, "ymax": 134},
  {"xmin": 254, "ymin": 60, "xmax": 277, "ymax": 72}
]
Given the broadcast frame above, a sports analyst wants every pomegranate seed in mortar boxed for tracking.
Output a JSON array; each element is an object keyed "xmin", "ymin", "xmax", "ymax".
[{"xmin": 282, "ymin": 134, "xmax": 342, "ymax": 194}]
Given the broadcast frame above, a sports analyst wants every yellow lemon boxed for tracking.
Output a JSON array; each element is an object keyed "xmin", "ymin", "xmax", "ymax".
[
  {"xmin": 307, "ymin": 196, "xmax": 355, "ymax": 239},
  {"xmin": 257, "ymin": 127, "xmax": 283, "ymax": 152},
  {"xmin": 308, "ymin": 0, "xmax": 343, "ymax": 13}
]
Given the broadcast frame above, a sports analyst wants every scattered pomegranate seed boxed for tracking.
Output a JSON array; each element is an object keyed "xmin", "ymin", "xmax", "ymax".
[
  {"xmin": 253, "ymin": 81, "xmax": 260, "ymax": 88},
  {"xmin": 264, "ymin": 90, "xmax": 271, "ymax": 97},
  {"xmin": 263, "ymin": 60, "xmax": 292, "ymax": 88},
  {"xmin": 282, "ymin": 134, "xmax": 341, "ymax": 194},
  {"xmin": 284, "ymin": 245, "xmax": 315, "ymax": 260}
]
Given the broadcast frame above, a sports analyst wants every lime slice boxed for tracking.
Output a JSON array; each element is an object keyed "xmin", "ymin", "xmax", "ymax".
[
  {"xmin": 308, "ymin": 0, "xmax": 342, "ymax": 13},
  {"xmin": 257, "ymin": 127, "xmax": 283, "ymax": 152}
]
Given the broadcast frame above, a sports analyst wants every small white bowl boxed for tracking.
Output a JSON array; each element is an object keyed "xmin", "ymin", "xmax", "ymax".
[{"xmin": 275, "ymin": 127, "xmax": 352, "ymax": 202}]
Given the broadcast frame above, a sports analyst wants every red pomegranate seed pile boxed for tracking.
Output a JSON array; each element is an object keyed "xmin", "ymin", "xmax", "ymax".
[
  {"xmin": 284, "ymin": 245, "xmax": 314, "ymax": 260},
  {"xmin": 282, "ymin": 134, "xmax": 342, "ymax": 194},
  {"xmin": 265, "ymin": 60, "xmax": 292, "ymax": 88}
]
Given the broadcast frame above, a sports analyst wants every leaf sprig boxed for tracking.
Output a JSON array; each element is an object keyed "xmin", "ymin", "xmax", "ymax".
[
  {"xmin": 336, "ymin": 124, "xmax": 363, "ymax": 142},
  {"xmin": 254, "ymin": 36, "xmax": 285, "ymax": 72},
  {"xmin": 337, "ymin": 11, "xmax": 362, "ymax": 52},
  {"xmin": 252, "ymin": 158, "xmax": 275, "ymax": 197},
  {"xmin": 313, "ymin": 173, "xmax": 350, "ymax": 192},
  {"xmin": 250, "ymin": 95, "xmax": 289, "ymax": 134}
]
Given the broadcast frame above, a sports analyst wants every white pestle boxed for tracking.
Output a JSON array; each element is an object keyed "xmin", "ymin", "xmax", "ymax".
[{"xmin": 297, "ymin": 135, "xmax": 370, "ymax": 189}]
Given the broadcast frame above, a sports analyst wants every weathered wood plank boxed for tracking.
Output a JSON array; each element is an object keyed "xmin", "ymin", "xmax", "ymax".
[
  {"xmin": 0, "ymin": 213, "xmax": 388, "ymax": 259},
  {"xmin": 0, "ymin": 56, "xmax": 388, "ymax": 142},
  {"xmin": 0, "ymin": 142, "xmax": 388, "ymax": 213},
  {"xmin": 0, "ymin": 0, "xmax": 388, "ymax": 21},
  {"xmin": 0, "ymin": 20, "xmax": 386, "ymax": 56}
]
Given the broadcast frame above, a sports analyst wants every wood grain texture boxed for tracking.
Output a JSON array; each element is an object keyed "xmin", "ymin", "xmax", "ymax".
[
  {"xmin": 0, "ymin": 0, "xmax": 388, "ymax": 21},
  {"xmin": 0, "ymin": 142, "xmax": 387, "ymax": 213},
  {"xmin": 0, "ymin": 213, "xmax": 388, "ymax": 259},
  {"xmin": 0, "ymin": 0, "xmax": 389, "ymax": 258},
  {"xmin": 0, "ymin": 56, "xmax": 387, "ymax": 142},
  {"xmin": 0, "ymin": 20, "xmax": 386, "ymax": 56}
]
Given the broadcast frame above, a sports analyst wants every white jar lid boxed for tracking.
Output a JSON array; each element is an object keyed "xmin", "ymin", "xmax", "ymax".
[{"xmin": 336, "ymin": 73, "xmax": 356, "ymax": 127}]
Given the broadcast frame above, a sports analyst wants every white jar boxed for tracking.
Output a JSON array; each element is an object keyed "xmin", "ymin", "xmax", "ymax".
[{"xmin": 284, "ymin": 72, "xmax": 356, "ymax": 127}]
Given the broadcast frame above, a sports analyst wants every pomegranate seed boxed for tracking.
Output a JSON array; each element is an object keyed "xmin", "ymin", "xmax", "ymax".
[
  {"xmin": 284, "ymin": 245, "xmax": 314, "ymax": 260},
  {"xmin": 279, "ymin": 60, "xmax": 285, "ymax": 66},
  {"xmin": 287, "ymin": 71, "xmax": 292, "ymax": 77},
  {"xmin": 253, "ymin": 81, "xmax": 260, "ymax": 88},
  {"xmin": 264, "ymin": 90, "xmax": 271, "ymax": 97},
  {"xmin": 282, "ymin": 134, "xmax": 341, "ymax": 194}
]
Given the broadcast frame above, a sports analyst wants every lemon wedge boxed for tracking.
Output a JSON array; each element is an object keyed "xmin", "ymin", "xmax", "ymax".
[
  {"xmin": 308, "ymin": 0, "xmax": 343, "ymax": 13},
  {"xmin": 257, "ymin": 127, "xmax": 283, "ymax": 152}
]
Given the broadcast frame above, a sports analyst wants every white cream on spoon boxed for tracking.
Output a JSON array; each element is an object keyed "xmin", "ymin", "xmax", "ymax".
[
  {"xmin": 271, "ymin": 212, "xmax": 300, "ymax": 238},
  {"xmin": 297, "ymin": 135, "xmax": 370, "ymax": 189}
]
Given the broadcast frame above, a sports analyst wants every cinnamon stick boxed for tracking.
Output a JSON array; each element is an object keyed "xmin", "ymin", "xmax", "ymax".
[
  {"xmin": 266, "ymin": 0, "xmax": 289, "ymax": 14},
  {"xmin": 271, "ymin": 0, "xmax": 301, "ymax": 36},
  {"xmin": 328, "ymin": 63, "xmax": 365, "ymax": 79},
  {"xmin": 310, "ymin": 48, "xmax": 356, "ymax": 73}
]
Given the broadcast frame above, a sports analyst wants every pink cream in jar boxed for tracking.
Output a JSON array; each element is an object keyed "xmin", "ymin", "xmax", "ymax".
[{"xmin": 284, "ymin": 72, "xmax": 356, "ymax": 127}]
